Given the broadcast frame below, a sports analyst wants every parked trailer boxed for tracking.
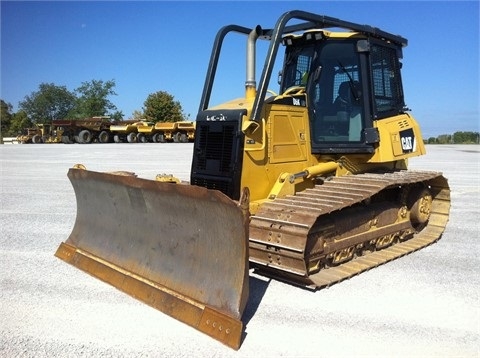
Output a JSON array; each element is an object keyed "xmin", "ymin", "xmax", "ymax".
[
  {"xmin": 54, "ymin": 117, "xmax": 114, "ymax": 144},
  {"xmin": 134, "ymin": 121, "xmax": 156, "ymax": 143},
  {"xmin": 109, "ymin": 121, "xmax": 149, "ymax": 143},
  {"xmin": 136, "ymin": 121, "xmax": 196, "ymax": 143},
  {"xmin": 174, "ymin": 121, "xmax": 195, "ymax": 142},
  {"xmin": 17, "ymin": 119, "xmax": 197, "ymax": 144}
]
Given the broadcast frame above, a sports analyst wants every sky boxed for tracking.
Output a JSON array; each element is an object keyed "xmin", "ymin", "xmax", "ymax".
[{"xmin": 1, "ymin": 1, "xmax": 479, "ymax": 138}]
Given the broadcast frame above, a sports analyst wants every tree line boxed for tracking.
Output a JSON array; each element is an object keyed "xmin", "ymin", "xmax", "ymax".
[
  {"xmin": 1, "ymin": 81, "xmax": 478, "ymax": 143},
  {"xmin": 426, "ymin": 132, "xmax": 479, "ymax": 144},
  {"xmin": 1, "ymin": 80, "xmax": 186, "ymax": 137}
]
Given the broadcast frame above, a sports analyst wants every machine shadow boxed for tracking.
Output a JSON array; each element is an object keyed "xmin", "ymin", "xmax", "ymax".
[{"xmin": 239, "ymin": 274, "xmax": 271, "ymax": 344}]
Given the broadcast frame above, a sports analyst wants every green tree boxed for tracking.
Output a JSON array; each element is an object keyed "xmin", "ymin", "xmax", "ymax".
[
  {"xmin": 453, "ymin": 131, "xmax": 479, "ymax": 144},
  {"xmin": 9, "ymin": 110, "xmax": 32, "ymax": 135},
  {"xmin": 436, "ymin": 134, "xmax": 452, "ymax": 144},
  {"xmin": 109, "ymin": 110, "xmax": 124, "ymax": 122},
  {"xmin": 1, "ymin": 100, "xmax": 13, "ymax": 136},
  {"xmin": 132, "ymin": 109, "xmax": 145, "ymax": 120},
  {"xmin": 71, "ymin": 79, "xmax": 118, "ymax": 118},
  {"xmin": 18, "ymin": 83, "xmax": 76, "ymax": 124},
  {"xmin": 143, "ymin": 91, "xmax": 184, "ymax": 123}
]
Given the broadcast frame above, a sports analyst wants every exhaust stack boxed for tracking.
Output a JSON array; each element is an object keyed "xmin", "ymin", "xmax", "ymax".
[{"xmin": 245, "ymin": 25, "xmax": 262, "ymax": 99}]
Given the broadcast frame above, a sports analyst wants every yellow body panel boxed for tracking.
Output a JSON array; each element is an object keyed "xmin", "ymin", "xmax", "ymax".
[
  {"xmin": 370, "ymin": 113, "xmax": 426, "ymax": 163},
  {"xmin": 241, "ymin": 104, "xmax": 312, "ymax": 203},
  {"xmin": 110, "ymin": 124, "xmax": 139, "ymax": 133},
  {"xmin": 154, "ymin": 122, "xmax": 177, "ymax": 130},
  {"xmin": 136, "ymin": 124, "xmax": 154, "ymax": 134},
  {"xmin": 232, "ymin": 98, "xmax": 427, "ymax": 209}
]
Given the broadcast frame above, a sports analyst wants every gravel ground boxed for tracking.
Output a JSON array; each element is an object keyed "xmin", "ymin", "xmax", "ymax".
[{"xmin": 1, "ymin": 143, "xmax": 478, "ymax": 357}]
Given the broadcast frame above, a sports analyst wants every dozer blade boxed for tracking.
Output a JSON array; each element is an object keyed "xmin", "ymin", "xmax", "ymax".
[{"xmin": 55, "ymin": 168, "xmax": 249, "ymax": 349}]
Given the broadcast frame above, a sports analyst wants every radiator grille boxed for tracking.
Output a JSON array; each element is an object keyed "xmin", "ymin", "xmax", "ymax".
[
  {"xmin": 191, "ymin": 177, "xmax": 231, "ymax": 194},
  {"xmin": 191, "ymin": 109, "xmax": 245, "ymax": 200},
  {"xmin": 196, "ymin": 124, "xmax": 235, "ymax": 174}
]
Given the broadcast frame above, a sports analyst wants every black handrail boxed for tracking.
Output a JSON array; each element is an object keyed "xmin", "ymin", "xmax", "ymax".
[{"xmin": 198, "ymin": 10, "xmax": 407, "ymax": 121}]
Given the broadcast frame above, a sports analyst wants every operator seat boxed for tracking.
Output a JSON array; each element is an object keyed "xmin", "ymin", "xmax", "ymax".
[{"xmin": 334, "ymin": 81, "xmax": 359, "ymax": 111}]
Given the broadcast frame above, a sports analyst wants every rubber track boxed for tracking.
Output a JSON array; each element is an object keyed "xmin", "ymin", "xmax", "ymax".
[{"xmin": 250, "ymin": 170, "xmax": 450, "ymax": 289}]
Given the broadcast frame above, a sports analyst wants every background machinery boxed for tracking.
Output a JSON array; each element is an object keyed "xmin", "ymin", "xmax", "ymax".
[
  {"xmin": 136, "ymin": 121, "xmax": 196, "ymax": 143},
  {"xmin": 16, "ymin": 117, "xmax": 114, "ymax": 144},
  {"xmin": 109, "ymin": 120, "xmax": 146, "ymax": 143},
  {"xmin": 55, "ymin": 11, "xmax": 450, "ymax": 350},
  {"xmin": 16, "ymin": 127, "xmax": 44, "ymax": 144},
  {"xmin": 54, "ymin": 116, "xmax": 114, "ymax": 144},
  {"xmin": 16, "ymin": 123, "xmax": 63, "ymax": 143}
]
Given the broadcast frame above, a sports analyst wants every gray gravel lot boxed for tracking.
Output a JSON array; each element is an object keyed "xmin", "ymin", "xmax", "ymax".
[{"xmin": 1, "ymin": 143, "xmax": 479, "ymax": 357}]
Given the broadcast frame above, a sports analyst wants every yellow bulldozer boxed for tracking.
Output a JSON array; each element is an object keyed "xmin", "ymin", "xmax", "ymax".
[{"xmin": 55, "ymin": 11, "xmax": 450, "ymax": 350}]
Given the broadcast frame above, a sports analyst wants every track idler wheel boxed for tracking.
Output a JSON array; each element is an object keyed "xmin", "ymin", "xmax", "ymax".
[{"xmin": 408, "ymin": 186, "xmax": 433, "ymax": 226}]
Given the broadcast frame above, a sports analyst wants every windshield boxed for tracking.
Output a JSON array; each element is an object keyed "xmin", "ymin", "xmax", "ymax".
[
  {"xmin": 307, "ymin": 41, "xmax": 365, "ymax": 144},
  {"xmin": 280, "ymin": 39, "xmax": 365, "ymax": 145}
]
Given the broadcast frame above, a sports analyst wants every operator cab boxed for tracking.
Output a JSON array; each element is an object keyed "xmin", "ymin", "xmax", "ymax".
[{"xmin": 280, "ymin": 30, "xmax": 406, "ymax": 154}]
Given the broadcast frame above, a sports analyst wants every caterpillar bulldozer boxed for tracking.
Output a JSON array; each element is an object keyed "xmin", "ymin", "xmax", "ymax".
[{"xmin": 55, "ymin": 11, "xmax": 450, "ymax": 350}]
